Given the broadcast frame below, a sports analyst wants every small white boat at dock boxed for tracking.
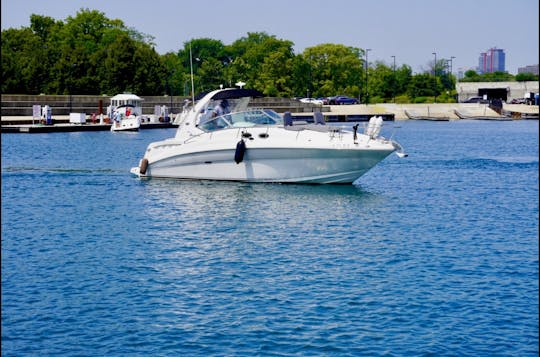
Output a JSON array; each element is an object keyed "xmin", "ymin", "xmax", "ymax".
[{"xmin": 108, "ymin": 93, "xmax": 143, "ymax": 132}]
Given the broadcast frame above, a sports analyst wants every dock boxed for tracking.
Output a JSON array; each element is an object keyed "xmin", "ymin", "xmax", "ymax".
[{"xmin": 1, "ymin": 116, "xmax": 177, "ymax": 133}]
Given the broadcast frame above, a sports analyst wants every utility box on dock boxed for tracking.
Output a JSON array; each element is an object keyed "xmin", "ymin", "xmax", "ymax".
[{"xmin": 69, "ymin": 113, "xmax": 86, "ymax": 124}]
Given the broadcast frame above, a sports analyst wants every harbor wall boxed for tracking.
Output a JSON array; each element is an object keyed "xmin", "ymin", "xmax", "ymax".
[
  {"xmin": 2, "ymin": 95, "xmax": 538, "ymax": 123},
  {"xmin": 325, "ymin": 102, "xmax": 538, "ymax": 120},
  {"xmin": 0, "ymin": 94, "xmax": 321, "ymax": 117}
]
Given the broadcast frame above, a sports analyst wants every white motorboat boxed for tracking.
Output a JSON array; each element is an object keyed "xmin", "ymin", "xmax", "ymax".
[
  {"xmin": 131, "ymin": 87, "xmax": 406, "ymax": 184},
  {"xmin": 108, "ymin": 93, "xmax": 143, "ymax": 132}
]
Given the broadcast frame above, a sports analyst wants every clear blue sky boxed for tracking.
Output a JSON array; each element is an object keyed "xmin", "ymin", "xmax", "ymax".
[{"xmin": 2, "ymin": 0, "xmax": 538, "ymax": 74}]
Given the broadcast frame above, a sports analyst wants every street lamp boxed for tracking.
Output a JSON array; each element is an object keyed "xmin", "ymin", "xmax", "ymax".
[
  {"xmin": 432, "ymin": 52, "xmax": 437, "ymax": 103},
  {"xmin": 365, "ymin": 48, "xmax": 371, "ymax": 104},
  {"xmin": 168, "ymin": 68, "xmax": 177, "ymax": 113},
  {"xmin": 391, "ymin": 55, "xmax": 396, "ymax": 103},
  {"xmin": 69, "ymin": 63, "xmax": 77, "ymax": 114},
  {"xmin": 432, "ymin": 52, "xmax": 437, "ymax": 76}
]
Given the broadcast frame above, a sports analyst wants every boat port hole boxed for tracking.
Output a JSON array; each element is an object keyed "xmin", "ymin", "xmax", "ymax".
[
  {"xmin": 258, "ymin": 133, "xmax": 269, "ymax": 139},
  {"xmin": 241, "ymin": 132, "xmax": 252, "ymax": 138}
]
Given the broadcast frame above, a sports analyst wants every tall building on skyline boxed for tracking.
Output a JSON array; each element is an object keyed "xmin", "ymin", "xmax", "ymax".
[{"xmin": 477, "ymin": 47, "xmax": 505, "ymax": 74}]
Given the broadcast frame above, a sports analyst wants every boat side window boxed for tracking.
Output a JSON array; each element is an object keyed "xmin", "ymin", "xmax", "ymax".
[
  {"xmin": 241, "ymin": 110, "xmax": 278, "ymax": 125},
  {"xmin": 198, "ymin": 109, "xmax": 283, "ymax": 131},
  {"xmin": 263, "ymin": 109, "xmax": 284, "ymax": 125},
  {"xmin": 198, "ymin": 116, "xmax": 232, "ymax": 132}
]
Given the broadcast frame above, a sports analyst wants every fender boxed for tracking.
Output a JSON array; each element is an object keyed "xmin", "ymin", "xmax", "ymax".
[
  {"xmin": 139, "ymin": 158, "xmax": 149, "ymax": 174},
  {"xmin": 234, "ymin": 139, "xmax": 246, "ymax": 164}
]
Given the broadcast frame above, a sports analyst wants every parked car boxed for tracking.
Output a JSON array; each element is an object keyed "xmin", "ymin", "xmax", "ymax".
[
  {"xmin": 509, "ymin": 98, "xmax": 527, "ymax": 104},
  {"xmin": 328, "ymin": 95, "xmax": 359, "ymax": 105},
  {"xmin": 462, "ymin": 96, "xmax": 489, "ymax": 104},
  {"xmin": 299, "ymin": 97, "xmax": 324, "ymax": 105}
]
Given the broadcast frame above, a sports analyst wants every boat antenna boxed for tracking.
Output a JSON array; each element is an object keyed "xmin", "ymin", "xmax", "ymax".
[{"xmin": 189, "ymin": 42, "xmax": 195, "ymax": 111}]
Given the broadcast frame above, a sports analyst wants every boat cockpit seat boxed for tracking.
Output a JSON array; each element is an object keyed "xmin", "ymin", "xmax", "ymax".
[{"xmin": 313, "ymin": 111, "xmax": 325, "ymax": 125}]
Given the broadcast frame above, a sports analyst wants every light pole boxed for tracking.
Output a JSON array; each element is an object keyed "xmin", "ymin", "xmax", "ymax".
[
  {"xmin": 432, "ymin": 52, "xmax": 437, "ymax": 103},
  {"xmin": 69, "ymin": 63, "xmax": 77, "ymax": 114},
  {"xmin": 365, "ymin": 48, "xmax": 371, "ymax": 104},
  {"xmin": 391, "ymin": 55, "xmax": 396, "ymax": 103},
  {"xmin": 168, "ymin": 68, "xmax": 176, "ymax": 113}
]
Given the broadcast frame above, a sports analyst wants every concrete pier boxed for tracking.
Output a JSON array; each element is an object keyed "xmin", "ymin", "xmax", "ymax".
[{"xmin": 326, "ymin": 103, "xmax": 538, "ymax": 120}]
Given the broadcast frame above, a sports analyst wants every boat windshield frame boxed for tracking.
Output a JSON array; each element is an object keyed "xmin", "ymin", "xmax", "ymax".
[{"xmin": 197, "ymin": 109, "xmax": 283, "ymax": 132}]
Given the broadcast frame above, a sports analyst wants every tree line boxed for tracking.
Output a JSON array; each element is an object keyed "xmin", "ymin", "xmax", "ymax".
[{"xmin": 2, "ymin": 9, "xmax": 536, "ymax": 103}]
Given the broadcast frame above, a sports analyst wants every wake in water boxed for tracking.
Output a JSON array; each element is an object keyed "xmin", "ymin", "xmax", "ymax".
[
  {"xmin": 479, "ymin": 155, "xmax": 539, "ymax": 164},
  {"xmin": 1, "ymin": 166, "xmax": 122, "ymax": 174}
]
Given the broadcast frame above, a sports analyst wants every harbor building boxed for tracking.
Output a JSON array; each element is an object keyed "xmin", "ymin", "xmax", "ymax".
[
  {"xmin": 518, "ymin": 64, "xmax": 539, "ymax": 75},
  {"xmin": 456, "ymin": 81, "xmax": 538, "ymax": 102}
]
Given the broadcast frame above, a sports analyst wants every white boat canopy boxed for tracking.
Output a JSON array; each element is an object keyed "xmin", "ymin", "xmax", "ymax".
[{"xmin": 110, "ymin": 93, "xmax": 143, "ymax": 107}]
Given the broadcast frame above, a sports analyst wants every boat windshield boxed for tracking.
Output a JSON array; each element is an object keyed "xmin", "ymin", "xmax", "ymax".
[{"xmin": 198, "ymin": 109, "xmax": 283, "ymax": 132}]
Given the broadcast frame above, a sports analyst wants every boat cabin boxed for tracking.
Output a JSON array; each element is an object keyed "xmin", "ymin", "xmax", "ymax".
[{"xmin": 108, "ymin": 93, "xmax": 143, "ymax": 118}]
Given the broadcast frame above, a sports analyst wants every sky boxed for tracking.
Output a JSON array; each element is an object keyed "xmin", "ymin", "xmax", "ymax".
[{"xmin": 2, "ymin": 0, "xmax": 538, "ymax": 74}]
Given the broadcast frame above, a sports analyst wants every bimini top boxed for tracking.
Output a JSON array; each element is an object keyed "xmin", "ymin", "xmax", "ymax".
[
  {"xmin": 194, "ymin": 88, "xmax": 263, "ymax": 101},
  {"xmin": 110, "ymin": 93, "xmax": 143, "ymax": 102}
]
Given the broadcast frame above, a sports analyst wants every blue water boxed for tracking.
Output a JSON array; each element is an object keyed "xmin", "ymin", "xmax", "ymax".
[{"xmin": 2, "ymin": 120, "xmax": 538, "ymax": 356}]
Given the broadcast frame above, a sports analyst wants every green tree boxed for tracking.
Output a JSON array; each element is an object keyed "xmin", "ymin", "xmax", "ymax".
[
  {"xmin": 407, "ymin": 73, "xmax": 440, "ymax": 101},
  {"xmin": 131, "ymin": 43, "xmax": 166, "ymax": 95},
  {"xmin": 290, "ymin": 55, "xmax": 311, "ymax": 97},
  {"xmin": 94, "ymin": 31, "xmax": 134, "ymax": 94},
  {"xmin": 300, "ymin": 44, "xmax": 363, "ymax": 98},
  {"xmin": 5, "ymin": 9, "xmax": 527, "ymax": 102},
  {"xmin": 162, "ymin": 52, "xmax": 185, "ymax": 96},
  {"xmin": 395, "ymin": 64, "xmax": 413, "ymax": 99},
  {"xmin": 178, "ymin": 38, "xmax": 228, "ymax": 93},
  {"xmin": 482, "ymin": 71, "xmax": 514, "ymax": 82},
  {"xmin": 256, "ymin": 49, "xmax": 294, "ymax": 97},
  {"xmin": 463, "ymin": 69, "xmax": 480, "ymax": 80},
  {"xmin": 226, "ymin": 32, "xmax": 294, "ymax": 93},
  {"xmin": 460, "ymin": 69, "xmax": 515, "ymax": 82},
  {"xmin": 515, "ymin": 72, "xmax": 538, "ymax": 81},
  {"xmin": 368, "ymin": 61, "xmax": 394, "ymax": 102},
  {"xmin": 1, "ymin": 28, "xmax": 41, "ymax": 93}
]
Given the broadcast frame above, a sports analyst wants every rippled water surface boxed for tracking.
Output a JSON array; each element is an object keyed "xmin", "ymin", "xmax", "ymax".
[{"xmin": 2, "ymin": 120, "xmax": 538, "ymax": 356}]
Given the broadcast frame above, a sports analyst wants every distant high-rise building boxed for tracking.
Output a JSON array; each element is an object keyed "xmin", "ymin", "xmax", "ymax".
[{"xmin": 477, "ymin": 47, "xmax": 505, "ymax": 73}]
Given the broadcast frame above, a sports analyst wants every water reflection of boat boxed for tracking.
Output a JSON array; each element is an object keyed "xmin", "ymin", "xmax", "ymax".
[
  {"xmin": 108, "ymin": 93, "xmax": 142, "ymax": 132},
  {"xmin": 131, "ymin": 87, "xmax": 406, "ymax": 184}
]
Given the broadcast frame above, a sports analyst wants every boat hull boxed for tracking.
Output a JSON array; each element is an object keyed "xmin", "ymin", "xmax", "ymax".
[
  {"xmin": 133, "ymin": 145, "xmax": 394, "ymax": 184},
  {"xmin": 111, "ymin": 117, "xmax": 141, "ymax": 132}
]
